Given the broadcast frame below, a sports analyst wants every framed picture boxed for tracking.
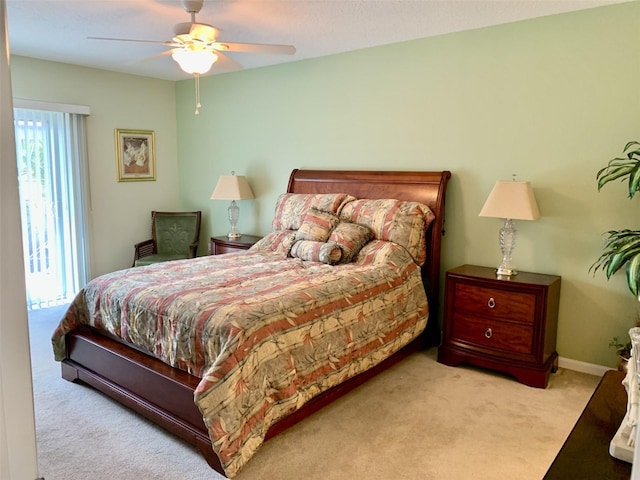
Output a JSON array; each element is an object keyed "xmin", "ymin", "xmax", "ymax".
[{"xmin": 115, "ymin": 129, "xmax": 156, "ymax": 182}]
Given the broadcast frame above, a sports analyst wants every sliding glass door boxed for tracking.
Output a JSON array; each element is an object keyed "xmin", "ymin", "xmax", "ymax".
[{"xmin": 13, "ymin": 107, "xmax": 91, "ymax": 309}]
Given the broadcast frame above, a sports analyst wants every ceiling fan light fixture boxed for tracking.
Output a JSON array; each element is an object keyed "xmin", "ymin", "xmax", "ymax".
[
  {"xmin": 171, "ymin": 47, "xmax": 218, "ymax": 75},
  {"xmin": 172, "ymin": 33, "xmax": 192, "ymax": 44},
  {"xmin": 89, "ymin": 0, "xmax": 295, "ymax": 115},
  {"xmin": 171, "ymin": 47, "xmax": 218, "ymax": 115}
]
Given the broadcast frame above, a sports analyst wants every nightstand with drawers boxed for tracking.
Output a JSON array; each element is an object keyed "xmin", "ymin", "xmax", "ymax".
[
  {"xmin": 437, "ymin": 264, "xmax": 561, "ymax": 388},
  {"xmin": 209, "ymin": 235, "xmax": 262, "ymax": 255}
]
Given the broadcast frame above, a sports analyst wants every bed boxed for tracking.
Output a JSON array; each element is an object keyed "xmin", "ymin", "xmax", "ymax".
[{"xmin": 53, "ymin": 169, "xmax": 451, "ymax": 478}]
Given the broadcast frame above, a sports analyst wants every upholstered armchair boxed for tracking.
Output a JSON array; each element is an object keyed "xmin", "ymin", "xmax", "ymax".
[{"xmin": 133, "ymin": 211, "xmax": 202, "ymax": 267}]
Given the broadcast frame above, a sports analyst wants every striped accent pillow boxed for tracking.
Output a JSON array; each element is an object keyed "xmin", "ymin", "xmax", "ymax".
[
  {"xmin": 249, "ymin": 230, "xmax": 296, "ymax": 256},
  {"xmin": 339, "ymin": 199, "xmax": 435, "ymax": 266},
  {"xmin": 328, "ymin": 222, "xmax": 373, "ymax": 263},
  {"xmin": 271, "ymin": 193, "xmax": 355, "ymax": 231},
  {"xmin": 295, "ymin": 207, "xmax": 340, "ymax": 242}
]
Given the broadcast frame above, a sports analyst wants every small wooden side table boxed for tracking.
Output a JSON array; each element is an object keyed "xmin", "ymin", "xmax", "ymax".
[
  {"xmin": 437, "ymin": 264, "xmax": 561, "ymax": 388},
  {"xmin": 544, "ymin": 369, "xmax": 631, "ymax": 479},
  {"xmin": 209, "ymin": 235, "xmax": 262, "ymax": 255}
]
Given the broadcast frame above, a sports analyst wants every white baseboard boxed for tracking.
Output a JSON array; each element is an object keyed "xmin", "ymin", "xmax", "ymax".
[{"xmin": 558, "ymin": 356, "xmax": 612, "ymax": 377}]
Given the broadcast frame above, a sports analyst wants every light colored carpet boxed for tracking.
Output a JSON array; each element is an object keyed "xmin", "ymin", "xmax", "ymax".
[{"xmin": 30, "ymin": 305, "xmax": 601, "ymax": 480}]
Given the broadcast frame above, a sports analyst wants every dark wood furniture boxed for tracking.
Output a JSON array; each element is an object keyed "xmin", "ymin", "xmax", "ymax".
[
  {"xmin": 438, "ymin": 264, "xmax": 561, "ymax": 388},
  {"xmin": 60, "ymin": 169, "xmax": 451, "ymax": 475},
  {"xmin": 544, "ymin": 369, "xmax": 631, "ymax": 479},
  {"xmin": 208, "ymin": 234, "xmax": 262, "ymax": 255}
]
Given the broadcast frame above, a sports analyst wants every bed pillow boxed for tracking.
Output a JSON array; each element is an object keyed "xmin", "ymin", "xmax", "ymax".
[
  {"xmin": 327, "ymin": 222, "xmax": 373, "ymax": 263},
  {"xmin": 295, "ymin": 207, "xmax": 340, "ymax": 242},
  {"xmin": 290, "ymin": 240, "xmax": 342, "ymax": 265},
  {"xmin": 271, "ymin": 193, "xmax": 356, "ymax": 231},
  {"xmin": 339, "ymin": 199, "xmax": 435, "ymax": 266},
  {"xmin": 249, "ymin": 230, "xmax": 296, "ymax": 256},
  {"xmin": 357, "ymin": 240, "xmax": 414, "ymax": 266}
]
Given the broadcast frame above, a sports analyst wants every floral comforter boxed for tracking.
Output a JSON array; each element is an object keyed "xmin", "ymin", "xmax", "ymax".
[{"xmin": 52, "ymin": 240, "xmax": 429, "ymax": 477}]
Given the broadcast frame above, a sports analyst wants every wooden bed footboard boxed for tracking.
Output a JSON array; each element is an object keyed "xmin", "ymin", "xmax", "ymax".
[
  {"xmin": 62, "ymin": 326, "xmax": 426, "ymax": 475},
  {"xmin": 62, "ymin": 328, "xmax": 223, "ymax": 471},
  {"xmin": 60, "ymin": 169, "xmax": 451, "ymax": 476}
]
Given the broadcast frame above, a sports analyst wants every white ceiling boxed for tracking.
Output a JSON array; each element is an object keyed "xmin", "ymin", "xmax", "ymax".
[{"xmin": 6, "ymin": 0, "xmax": 628, "ymax": 82}]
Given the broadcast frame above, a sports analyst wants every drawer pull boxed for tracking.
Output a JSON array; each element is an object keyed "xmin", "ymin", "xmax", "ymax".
[
  {"xmin": 484, "ymin": 328, "xmax": 493, "ymax": 339},
  {"xmin": 487, "ymin": 297, "xmax": 496, "ymax": 309}
]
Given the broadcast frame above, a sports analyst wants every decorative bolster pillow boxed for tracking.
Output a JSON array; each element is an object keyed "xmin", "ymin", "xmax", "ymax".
[
  {"xmin": 295, "ymin": 207, "xmax": 340, "ymax": 242},
  {"xmin": 327, "ymin": 222, "xmax": 373, "ymax": 263},
  {"xmin": 290, "ymin": 240, "xmax": 343, "ymax": 265}
]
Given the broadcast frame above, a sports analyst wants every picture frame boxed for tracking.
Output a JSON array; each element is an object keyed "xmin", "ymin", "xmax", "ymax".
[{"xmin": 115, "ymin": 129, "xmax": 156, "ymax": 182}]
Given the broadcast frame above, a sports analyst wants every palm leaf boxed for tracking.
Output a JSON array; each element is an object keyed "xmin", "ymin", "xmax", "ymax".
[
  {"xmin": 591, "ymin": 230, "xmax": 640, "ymax": 294},
  {"xmin": 596, "ymin": 141, "xmax": 640, "ymax": 197},
  {"xmin": 624, "ymin": 140, "xmax": 640, "ymax": 153},
  {"xmin": 627, "ymin": 255, "xmax": 640, "ymax": 298},
  {"xmin": 596, "ymin": 159, "xmax": 635, "ymax": 190},
  {"xmin": 592, "ymin": 230, "xmax": 640, "ymax": 272},
  {"xmin": 628, "ymin": 162, "xmax": 640, "ymax": 198}
]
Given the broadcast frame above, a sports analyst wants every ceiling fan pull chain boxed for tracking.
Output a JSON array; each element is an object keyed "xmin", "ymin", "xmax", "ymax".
[{"xmin": 194, "ymin": 73, "xmax": 202, "ymax": 115}]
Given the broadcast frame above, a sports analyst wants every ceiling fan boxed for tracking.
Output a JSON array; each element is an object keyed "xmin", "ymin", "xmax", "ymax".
[{"xmin": 89, "ymin": 0, "xmax": 296, "ymax": 113}]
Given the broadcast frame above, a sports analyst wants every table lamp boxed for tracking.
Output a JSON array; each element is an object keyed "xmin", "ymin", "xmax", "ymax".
[
  {"xmin": 210, "ymin": 172, "xmax": 254, "ymax": 238},
  {"xmin": 479, "ymin": 178, "xmax": 540, "ymax": 276}
]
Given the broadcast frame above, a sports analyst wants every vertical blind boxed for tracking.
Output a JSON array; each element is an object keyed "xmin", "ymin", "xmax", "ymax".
[{"xmin": 13, "ymin": 108, "xmax": 91, "ymax": 309}]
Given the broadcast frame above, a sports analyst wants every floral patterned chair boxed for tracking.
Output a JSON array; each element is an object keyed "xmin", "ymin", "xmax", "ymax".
[{"xmin": 133, "ymin": 211, "xmax": 202, "ymax": 267}]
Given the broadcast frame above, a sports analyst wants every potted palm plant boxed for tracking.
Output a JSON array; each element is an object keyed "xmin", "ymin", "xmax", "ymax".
[
  {"xmin": 592, "ymin": 141, "xmax": 640, "ymax": 461},
  {"xmin": 591, "ymin": 141, "xmax": 640, "ymax": 366},
  {"xmin": 591, "ymin": 141, "xmax": 640, "ymax": 296}
]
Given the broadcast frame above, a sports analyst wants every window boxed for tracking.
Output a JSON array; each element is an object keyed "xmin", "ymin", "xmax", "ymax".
[{"xmin": 13, "ymin": 105, "xmax": 91, "ymax": 309}]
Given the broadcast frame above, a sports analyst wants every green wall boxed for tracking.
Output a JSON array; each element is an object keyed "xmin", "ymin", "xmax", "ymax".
[
  {"xmin": 176, "ymin": 2, "xmax": 640, "ymax": 367},
  {"xmin": 8, "ymin": 3, "xmax": 640, "ymax": 368},
  {"xmin": 10, "ymin": 57, "xmax": 179, "ymax": 277}
]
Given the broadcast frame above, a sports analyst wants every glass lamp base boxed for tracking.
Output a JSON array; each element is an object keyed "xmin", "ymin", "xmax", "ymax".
[
  {"xmin": 496, "ymin": 218, "xmax": 518, "ymax": 277},
  {"xmin": 227, "ymin": 200, "xmax": 241, "ymax": 239},
  {"xmin": 496, "ymin": 266, "xmax": 517, "ymax": 276}
]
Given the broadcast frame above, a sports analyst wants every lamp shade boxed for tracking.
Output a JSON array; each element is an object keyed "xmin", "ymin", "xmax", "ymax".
[
  {"xmin": 479, "ymin": 180, "xmax": 540, "ymax": 221},
  {"xmin": 210, "ymin": 174, "xmax": 255, "ymax": 201},
  {"xmin": 171, "ymin": 48, "xmax": 218, "ymax": 75}
]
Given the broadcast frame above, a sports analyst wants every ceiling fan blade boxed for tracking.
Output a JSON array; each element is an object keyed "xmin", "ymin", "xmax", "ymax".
[
  {"xmin": 213, "ymin": 42, "xmax": 295, "ymax": 55},
  {"xmin": 87, "ymin": 36, "xmax": 166, "ymax": 45},
  {"xmin": 213, "ymin": 51, "xmax": 243, "ymax": 72},
  {"xmin": 138, "ymin": 49, "xmax": 174, "ymax": 65}
]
